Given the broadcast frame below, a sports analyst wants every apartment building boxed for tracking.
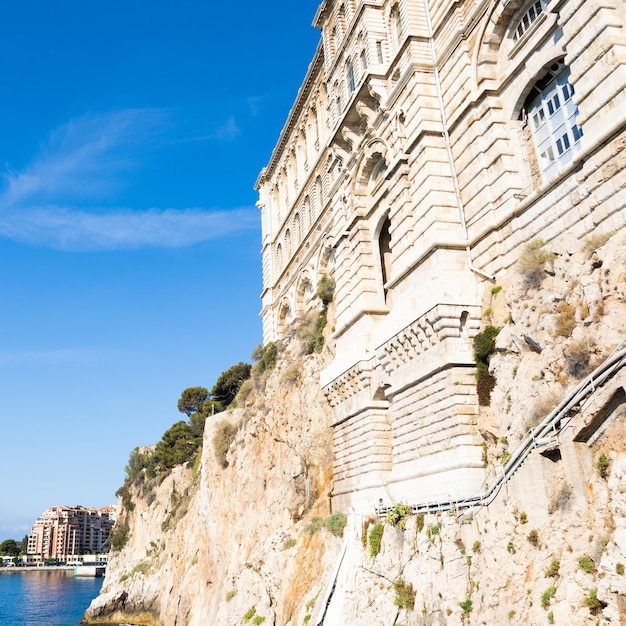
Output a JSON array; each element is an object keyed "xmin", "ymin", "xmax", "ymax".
[
  {"xmin": 255, "ymin": 0, "xmax": 626, "ymax": 513},
  {"xmin": 27, "ymin": 505, "xmax": 116, "ymax": 561}
]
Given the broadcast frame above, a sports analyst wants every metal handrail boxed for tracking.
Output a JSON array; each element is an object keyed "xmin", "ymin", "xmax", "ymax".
[
  {"xmin": 317, "ymin": 344, "xmax": 626, "ymax": 626},
  {"xmin": 378, "ymin": 342, "xmax": 626, "ymax": 518}
]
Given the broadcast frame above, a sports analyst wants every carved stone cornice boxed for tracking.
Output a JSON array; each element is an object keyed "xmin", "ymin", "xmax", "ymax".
[
  {"xmin": 323, "ymin": 360, "xmax": 374, "ymax": 408},
  {"xmin": 376, "ymin": 304, "xmax": 481, "ymax": 374},
  {"xmin": 356, "ymin": 98, "xmax": 379, "ymax": 127},
  {"xmin": 255, "ymin": 45, "xmax": 324, "ymax": 188},
  {"xmin": 329, "ymin": 144, "xmax": 350, "ymax": 169},
  {"xmin": 340, "ymin": 124, "xmax": 362, "ymax": 152}
]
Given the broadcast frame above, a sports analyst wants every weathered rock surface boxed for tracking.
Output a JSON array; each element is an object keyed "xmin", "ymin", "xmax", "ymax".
[
  {"xmin": 84, "ymin": 334, "xmax": 338, "ymax": 626},
  {"xmin": 85, "ymin": 232, "xmax": 626, "ymax": 625}
]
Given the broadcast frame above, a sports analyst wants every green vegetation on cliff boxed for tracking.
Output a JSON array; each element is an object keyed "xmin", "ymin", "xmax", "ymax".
[
  {"xmin": 112, "ymin": 354, "xmax": 259, "ymax": 541},
  {"xmin": 473, "ymin": 324, "xmax": 500, "ymax": 406},
  {"xmin": 111, "ymin": 341, "xmax": 286, "ymax": 550}
]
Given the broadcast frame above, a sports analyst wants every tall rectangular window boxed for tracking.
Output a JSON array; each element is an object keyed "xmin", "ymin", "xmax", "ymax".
[
  {"xmin": 376, "ymin": 41, "xmax": 384, "ymax": 63},
  {"xmin": 527, "ymin": 63, "xmax": 582, "ymax": 178},
  {"xmin": 347, "ymin": 61, "xmax": 356, "ymax": 93}
]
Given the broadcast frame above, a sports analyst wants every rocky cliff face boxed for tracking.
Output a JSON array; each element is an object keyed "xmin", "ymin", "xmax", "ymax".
[
  {"xmin": 85, "ymin": 231, "xmax": 626, "ymax": 625},
  {"xmin": 84, "ymin": 330, "xmax": 338, "ymax": 626}
]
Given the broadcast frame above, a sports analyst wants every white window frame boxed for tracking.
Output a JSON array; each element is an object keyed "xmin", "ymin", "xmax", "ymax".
[
  {"xmin": 376, "ymin": 41, "xmax": 384, "ymax": 64},
  {"xmin": 346, "ymin": 59, "xmax": 356, "ymax": 94},
  {"xmin": 513, "ymin": 0, "xmax": 551, "ymax": 42},
  {"xmin": 360, "ymin": 49, "xmax": 368, "ymax": 71},
  {"xmin": 526, "ymin": 63, "xmax": 583, "ymax": 178}
]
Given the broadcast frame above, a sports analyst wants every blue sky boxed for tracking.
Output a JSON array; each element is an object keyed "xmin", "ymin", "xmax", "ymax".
[{"xmin": 0, "ymin": 1, "xmax": 320, "ymax": 539}]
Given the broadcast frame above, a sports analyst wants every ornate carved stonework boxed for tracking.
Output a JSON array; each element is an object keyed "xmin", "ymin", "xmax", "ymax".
[
  {"xmin": 323, "ymin": 360, "xmax": 373, "ymax": 409},
  {"xmin": 256, "ymin": 0, "xmax": 626, "ymax": 513}
]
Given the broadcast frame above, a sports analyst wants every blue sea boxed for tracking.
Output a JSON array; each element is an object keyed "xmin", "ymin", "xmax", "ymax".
[{"xmin": 0, "ymin": 570, "xmax": 104, "ymax": 626}]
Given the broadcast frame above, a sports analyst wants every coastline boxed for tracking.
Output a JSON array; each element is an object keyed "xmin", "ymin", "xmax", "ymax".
[{"xmin": 0, "ymin": 565, "xmax": 76, "ymax": 573}]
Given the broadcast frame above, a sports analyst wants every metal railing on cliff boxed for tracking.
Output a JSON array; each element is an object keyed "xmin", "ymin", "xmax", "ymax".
[
  {"xmin": 315, "ymin": 341, "xmax": 625, "ymax": 625},
  {"xmin": 377, "ymin": 339, "xmax": 626, "ymax": 518}
]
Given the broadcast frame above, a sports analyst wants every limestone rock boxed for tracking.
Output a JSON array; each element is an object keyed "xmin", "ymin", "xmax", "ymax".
[{"xmin": 84, "ymin": 233, "xmax": 626, "ymax": 625}]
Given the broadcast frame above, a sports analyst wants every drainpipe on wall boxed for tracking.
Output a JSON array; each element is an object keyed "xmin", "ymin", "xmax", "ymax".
[{"xmin": 421, "ymin": 0, "xmax": 496, "ymax": 283}]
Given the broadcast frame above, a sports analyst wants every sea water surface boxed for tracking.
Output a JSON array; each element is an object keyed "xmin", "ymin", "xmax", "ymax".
[{"xmin": 0, "ymin": 570, "xmax": 104, "ymax": 626}]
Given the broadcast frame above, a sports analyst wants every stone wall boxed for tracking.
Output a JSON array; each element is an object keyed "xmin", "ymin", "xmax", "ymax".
[
  {"xmin": 257, "ymin": 0, "xmax": 626, "ymax": 513},
  {"xmin": 85, "ymin": 230, "xmax": 626, "ymax": 625}
]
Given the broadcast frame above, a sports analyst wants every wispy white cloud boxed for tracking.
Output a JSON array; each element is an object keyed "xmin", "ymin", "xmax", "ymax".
[
  {"xmin": 171, "ymin": 115, "xmax": 241, "ymax": 143},
  {"xmin": 0, "ymin": 524, "xmax": 31, "ymax": 537},
  {"xmin": 0, "ymin": 110, "xmax": 258, "ymax": 251},
  {"xmin": 213, "ymin": 115, "xmax": 241, "ymax": 141},
  {"xmin": 0, "ymin": 348, "xmax": 102, "ymax": 366},
  {"xmin": 0, "ymin": 205, "xmax": 258, "ymax": 250},
  {"xmin": 247, "ymin": 94, "xmax": 273, "ymax": 117},
  {"xmin": 2, "ymin": 109, "xmax": 163, "ymax": 208}
]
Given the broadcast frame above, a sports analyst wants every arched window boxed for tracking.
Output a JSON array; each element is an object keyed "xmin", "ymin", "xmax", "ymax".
[
  {"xmin": 279, "ymin": 170, "xmax": 288, "ymax": 217},
  {"xmin": 276, "ymin": 243, "xmax": 283, "ymax": 273},
  {"xmin": 523, "ymin": 62, "xmax": 582, "ymax": 178},
  {"xmin": 370, "ymin": 155, "xmax": 388, "ymax": 187},
  {"xmin": 332, "ymin": 82, "xmax": 341, "ymax": 122},
  {"xmin": 294, "ymin": 213, "xmax": 301, "ymax": 244},
  {"xmin": 378, "ymin": 216, "xmax": 392, "ymax": 304},
  {"xmin": 513, "ymin": 0, "xmax": 551, "ymax": 42},
  {"xmin": 460, "ymin": 311, "xmax": 469, "ymax": 338},
  {"xmin": 391, "ymin": 4, "xmax": 403, "ymax": 47},
  {"xmin": 285, "ymin": 164, "xmax": 291, "ymax": 191},
  {"xmin": 278, "ymin": 301, "xmax": 291, "ymax": 334},
  {"xmin": 285, "ymin": 229, "xmax": 292, "ymax": 257},
  {"xmin": 296, "ymin": 275, "xmax": 313, "ymax": 313},
  {"xmin": 288, "ymin": 150, "xmax": 297, "ymax": 195},
  {"xmin": 298, "ymin": 132, "xmax": 307, "ymax": 173},
  {"xmin": 360, "ymin": 49, "xmax": 368, "ymax": 71},
  {"xmin": 275, "ymin": 182, "xmax": 282, "ymax": 220},
  {"xmin": 346, "ymin": 59, "xmax": 356, "ymax": 94},
  {"xmin": 312, "ymin": 107, "xmax": 319, "ymax": 143},
  {"xmin": 316, "ymin": 176, "xmax": 324, "ymax": 215}
]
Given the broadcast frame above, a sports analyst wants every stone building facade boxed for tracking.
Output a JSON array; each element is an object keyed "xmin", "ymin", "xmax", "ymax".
[{"xmin": 255, "ymin": 0, "xmax": 626, "ymax": 514}]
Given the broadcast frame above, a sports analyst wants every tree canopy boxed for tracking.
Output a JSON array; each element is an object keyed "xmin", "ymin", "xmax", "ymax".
[
  {"xmin": 124, "ymin": 446, "xmax": 156, "ymax": 482},
  {"xmin": 153, "ymin": 421, "xmax": 197, "ymax": 469},
  {"xmin": 177, "ymin": 386, "xmax": 209, "ymax": 417},
  {"xmin": 120, "ymin": 361, "xmax": 253, "ymax": 489},
  {"xmin": 211, "ymin": 362, "xmax": 251, "ymax": 409},
  {"xmin": 251, "ymin": 343, "xmax": 279, "ymax": 374},
  {"xmin": 0, "ymin": 539, "xmax": 20, "ymax": 556}
]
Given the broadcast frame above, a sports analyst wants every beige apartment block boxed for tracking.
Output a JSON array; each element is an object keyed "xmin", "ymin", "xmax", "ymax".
[
  {"xmin": 255, "ymin": 0, "xmax": 626, "ymax": 514},
  {"xmin": 27, "ymin": 505, "xmax": 115, "ymax": 561}
]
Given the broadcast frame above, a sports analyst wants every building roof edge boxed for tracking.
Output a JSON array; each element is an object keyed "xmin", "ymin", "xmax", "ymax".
[{"xmin": 255, "ymin": 42, "xmax": 324, "ymax": 190}]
